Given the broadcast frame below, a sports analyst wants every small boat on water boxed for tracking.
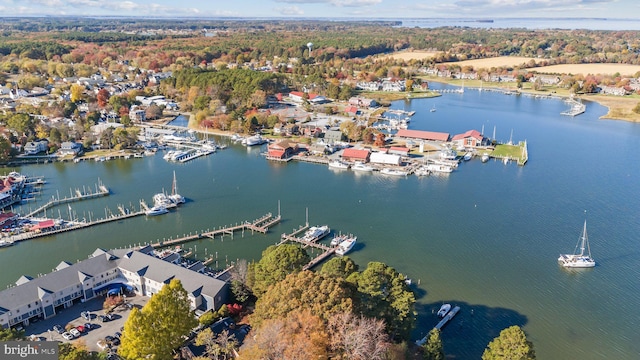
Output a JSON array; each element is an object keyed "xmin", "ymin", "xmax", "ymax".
[
  {"xmin": 380, "ymin": 168, "xmax": 408, "ymax": 176},
  {"xmin": 481, "ymin": 153, "xmax": 490, "ymax": 163},
  {"xmin": 430, "ymin": 105, "xmax": 436, "ymax": 112},
  {"xmin": 145, "ymin": 206, "xmax": 168, "ymax": 216},
  {"xmin": 335, "ymin": 237, "xmax": 356, "ymax": 256},
  {"xmin": 302, "ymin": 225, "xmax": 331, "ymax": 242},
  {"xmin": 463, "ymin": 153, "xmax": 472, "ymax": 161},
  {"xmin": 414, "ymin": 167, "xmax": 431, "ymax": 176},
  {"xmin": 558, "ymin": 218, "xmax": 595, "ymax": 268},
  {"xmin": 328, "ymin": 160, "xmax": 350, "ymax": 170},
  {"xmin": 330, "ymin": 234, "xmax": 357, "ymax": 247},
  {"xmin": 425, "ymin": 163, "xmax": 453, "ymax": 173},
  {"xmin": 0, "ymin": 239, "xmax": 15, "ymax": 248},
  {"xmin": 437, "ymin": 303, "xmax": 451, "ymax": 318},
  {"xmin": 351, "ymin": 162, "xmax": 374, "ymax": 172},
  {"xmin": 243, "ymin": 134, "xmax": 267, "ymax": 146}
]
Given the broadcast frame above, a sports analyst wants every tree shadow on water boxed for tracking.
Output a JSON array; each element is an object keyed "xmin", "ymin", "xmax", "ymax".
[{"xmin": 412, "ymin": 301, "xmax": 528, "ymax": 359}]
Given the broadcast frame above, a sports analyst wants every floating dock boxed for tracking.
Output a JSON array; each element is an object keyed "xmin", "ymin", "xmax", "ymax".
[
  {"xmin": 416, "ymin": 305, "xmax": 461, "ymax": 346},
  {"xmin": 278, "ymin": 225, "xmax": 338, "ymax": 270},
  {"xmin": 24, "ymin": 181, "xmax": 109, "ymax": 218}
]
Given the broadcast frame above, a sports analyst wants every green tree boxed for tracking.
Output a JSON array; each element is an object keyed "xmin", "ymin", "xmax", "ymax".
[
  {"xmin": 58, "ymin": 342, "xmax": 101, "ymax": 360},
  {"xmin": 251, "ymin": 270, "xmax": 354, "ymax": 327},
  {"xmin": 0, "ymin": 327, "xmax": 24, "ymax": 341},
  {"xmin": 7, "ymin": 113, "xmax": 34, "ymax": 136},
  {"xmin": 347, "ymin": 262, "xmax": 415, "ymax": 340},
  {"xmin": 482, "ymin": 325, "xmax": 536, "ymax": 360},
  {"xmin": 249, "ymin": 244, "xmax": 310, "ymax": 296},
  {"xmin": 195, "ymin": 328, "xmax": 238, "ymax": 360},
  {"xmin": 0, "ymin": 136, "xmax": 13, "ymax": 164},
  {"xmin": 118, "ymin": 279, "xmax": 197, "ymax": 360},
  {"xmin": 422, "ymin": 329, "xmax": 445, "ymax": 360},
  {"xmin": 320, "ymin": 256, "xmax": 358, "ymax": 279}
]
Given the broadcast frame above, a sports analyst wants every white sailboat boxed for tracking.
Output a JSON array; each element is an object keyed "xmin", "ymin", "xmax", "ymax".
[
  {"xmin": 168, "ymin": 171, "xmax": 185, "ymax": 204},
  {"xmin": 558, "ymin": 219, "xmax": 595, "ymax": 268}
]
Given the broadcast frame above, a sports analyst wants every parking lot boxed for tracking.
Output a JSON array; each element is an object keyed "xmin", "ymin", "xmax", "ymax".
[{"xmin": 24, "ymin": 294, "xmax": 149, "ymax": 352}]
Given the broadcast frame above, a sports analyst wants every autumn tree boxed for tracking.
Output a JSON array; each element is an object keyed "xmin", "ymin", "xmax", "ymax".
[
  {"xmin": 195, "ymin": 328, "xmax": 238, "ymax": 360},
  {"xmin": 249, "ymin": 244, "xmax": 310, "ymax": 296},
  {"xmin": 58, "ymin": 342, "xmax": 102, "ymax": 360},
  {"xmin": 118, "ymin": 279, "xmax": 197, "ymax": 360},
  {"xmin": 70, "ymin": 83, "xmax": 85, "ymax": 103},
  {"xmin": 146, "ymin": 104, "xmax": 163, "ymax": 120},
  {"xmin": 422, "ymin": 329, "xmax": 445, "ymax": 360},
  {"xmin": 251, "ymin": 270, "xmax": 354, "ymax": 328},
  {"xmin": 96, "ymin": 88, "xmax": 110, "ymax": 108},
  {"xmin": 347, "ymin": 262, "xmax": 415, "ymax": 340},
  {"xmin": 6, "ymin": 113, "xmax": 33, "ymax": 136},
  {"xmin": 241, "ymin": 310, "xmax": 329, "ymax": 360},
  {"xmin": 327, "ymin": 311, "xmax": 390, "ymax": 360},
  {"xmin": 374, "ymin": 133, "xmax": 386, "ymax": 147},
  {"xmin": 482, "ymin": 325, "xmax": 536, "ymax": 360}
]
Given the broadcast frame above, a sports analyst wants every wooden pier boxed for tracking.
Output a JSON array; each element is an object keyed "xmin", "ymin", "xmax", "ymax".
[
  {"xmin": 24, "ymin": 181, "xmax": 110, "ymax": 218},
  {"xmin": 149, "ymin": 212, "xmax": 281, "ymax": 248},
  {"xmin": 416, "ymin": 305, "xmax": 461, "ymax": 346}
]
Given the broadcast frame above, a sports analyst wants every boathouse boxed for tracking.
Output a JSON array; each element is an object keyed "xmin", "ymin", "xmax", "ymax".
[
  {"xmin": 341, "ymin": 148, "xmax": 370, "ymax": 163},
  {"xmin": 267, "ymin": 140, "xmax": 299, "ymax": 159},
  {"xmin": 396, "ymin": 129, "xmax": 450, "ymax": 143},
  {"xmin": 451, "ymin": 130, "xmax": 489, "ymax": 148},
  {"xmin": 370, "ymin": 152, "xmax": 401, "ymax": 165}
]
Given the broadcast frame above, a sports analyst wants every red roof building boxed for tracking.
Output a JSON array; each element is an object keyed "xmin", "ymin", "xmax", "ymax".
[
  {"xmin": 389, "ymin": 146, "xmax": 410, "ymax": 156},
  {"xmin": 267, "ymin": 140, "xmax": 299, "ymax": 159},
  {"xmin": 0, "ymin": 212, "xmax": 18, "ymax": 227},
  {"xmin": 289, "ymin": 91, "xmax": 318, "ymax": 103},
  {"xmin": 345, "ymin": 106, "xmax": 358, "ymax": 115},
  {"xmin": 341, "ymin": 148, "xmax": 370, "ymax": 162},
  {"xmin": 451, "ymin": 130, "xmax": 488, "ymax": 148},
  {"xmin": 32, "ymin": 219, "xmax": 56, "ymax": 231},
  {"xmin": 396, "ymin": 129, "xmax": 450, "ymax": 142}
]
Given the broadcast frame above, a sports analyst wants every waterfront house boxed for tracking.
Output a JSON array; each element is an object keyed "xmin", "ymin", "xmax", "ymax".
[
  {"xmin": 341, "ymin": 148, "xmax": 370, "ymax": 163},
  {"xmin": 0, "ymin": 212, "xmax": 18, "ymax": 228},
  {"xmin": 324, "ymin": 129, "xmax": 344, "ymax": 144},
  {"xmin": 58, "ymin": 142, "xmax": 83, "ymax": 156},
  {"xmin": 0, "ymin": 247, "xmax": 228, "ymax": 330},
  {"xmin": 345, "ymin": 106, "xmax": 358, "ymax": 116},
  {"xmin": 283, "ymin": 123, "xmax": 300, "ymax": 136},
  {"xmin": 451, "ymin": 130, "xmax": 490, "ymax": 148},
  {"xmin": 599, "ymin": 85, "xmax": 627, "ymax": 96},
  {"xmin": 23, "ymin": 140, "xmax": 49, "ymax": 155},
  {"xmin": 267, "ymin": 141, "xmax": 298, "ymax": 159},
  {"xmin": 396, "ymin": 129, "xmax": 450, "ymax": 143},
  {"xmin": 348, "ymin": 97, "xmax": 378, "ymax": 108}
]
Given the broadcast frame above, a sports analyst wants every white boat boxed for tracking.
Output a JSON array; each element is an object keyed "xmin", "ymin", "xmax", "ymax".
[
  {"xmin": 481, "ymin": 153, "xmax": 490, "ymax": 163},
  {"xmin": 558, "ymin": 219, "xmax": 596, "ymax": 268},
  {"xmin": 463, "ymin": 153, "xmax": 472, "ymax": 161},
  {"xmin": 425, "ymin": 164, "xmax": 453, "ymax": 173},
  {"xmin": 437, "ymin": 303, "xmax": 451, "ymax": 318},
  {"xmin": 430, "ymin": 105, "xmax": 436, "ymax": 112},
  {"xmin": 328, "ymin": 160, "xmax": 350, "ymax": 170},
  {"xmin": 380, "ymin": 168, "xmax": 408, "ymax": 176},
  {"xmin": 414, "ymin": 166, "xmax": 430, "ymax": 176},
  {"xmin": 145, "ymin": 206, "xmax": 168, "ymax": 216},
  {"xmin": 503, "ymin": 157, "xmax": 510, "ymax": 165},
  {"xmin": 330, "ymin": 234, "xmax": 357, "ymax": 247},
  {"xmin": 243, "ymin": 134, "xmax": 267, "ymax": 146},
  {"xmin": 163, "ymin": 150, "xmax": 176, "ymax": 160},
  {"xmin": 0, "ymin": 239, "xmax": 15, "ymax": 248},
  {"xmin": 302, "ymin": 225, "xmax": 331, "ymax": 242},
  {"xmin": 335, "ymin": 237, "xmax": 356, "ymax": 256},
  {"xmin": 351, "ymin": 162, "xmax": 374, "ymax": 172},
  {"xmin": 439, "ymin": 149, "xmax": 457, "ymax": 160},
  {"xmin": 152, "ymin": 193, "xmax": 172, "ymax": 207},
  {"xmin": 168, "ymin": 171, "xmax": 185, "ymax": 204}
]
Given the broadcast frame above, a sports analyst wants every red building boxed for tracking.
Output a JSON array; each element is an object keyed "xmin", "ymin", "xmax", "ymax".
[
  {"xmin": 396, "ymin": 129, "xmax": 450, "ymax": 142},
  {"xmin": 267, "ymin": 140, "xmax": 299, "ymax": 159},
  {"xmin": 341, "ymin": 148, "xmax": 370, "ymax": 163},
  {"xmin": 451, "ymin": 130, "xmax": 488, "ymax": 148}
]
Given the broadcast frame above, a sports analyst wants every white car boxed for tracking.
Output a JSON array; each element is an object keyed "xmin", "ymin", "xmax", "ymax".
[
  {"xmin": 69, "ymin": 328, "xmax": 81, "ymax": 337},
  {"xmin": 61, "ymin": 332, "xmax": 75, "ymax": 340}
]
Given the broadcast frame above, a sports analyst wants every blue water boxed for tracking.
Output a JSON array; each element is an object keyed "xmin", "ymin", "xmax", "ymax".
[
  {"xmin": 398, "ymin": 17, "xmax": 640, "ymax": 30},
  {"xmin": 2, "ymin": 86, "xmax": 640, "ymax": 358}
]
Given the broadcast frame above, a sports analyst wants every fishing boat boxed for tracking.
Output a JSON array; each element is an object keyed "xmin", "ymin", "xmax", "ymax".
[
  {"xmin": 302, "ymin": 225, "xmax": 331, "ymax": 242},
  {"xmin": 380, "ymin": 168, "xmax": 408, "ymax": 176},
  {"xmin": 335, "ymin": 237, "xmax": 356, "ymax": 256},
  {"xmin": 351, "ymin": 162, "xmax": 374, "ymax": 172},
  {"xmin": 481, "ymin": 153, "xmax": 490, "ymax": 163},
  {"xmin": 328, "ymin": 160, "xmax": 350, "ymax": 170},
  {"xmin": 437, "ymin": 303, "xmax": 451, "ymax": 318},
  {"xmin": 558, "ymin": 219, "xmax": 596, "ymax": 268},
  {"xmin": 145, "ymin": 206, "xmax": 168, "ymax": 216}
]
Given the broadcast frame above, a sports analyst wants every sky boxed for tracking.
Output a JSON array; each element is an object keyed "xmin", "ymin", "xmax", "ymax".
[{"xmin": 0, "ymin": 0, "xmax": 636, "ymax": 19}]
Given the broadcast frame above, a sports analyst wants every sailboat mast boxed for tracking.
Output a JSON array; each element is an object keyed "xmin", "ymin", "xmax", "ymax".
[{"xmin": 172, "ymin": 171, "xmax": 178, "ymax": 196}]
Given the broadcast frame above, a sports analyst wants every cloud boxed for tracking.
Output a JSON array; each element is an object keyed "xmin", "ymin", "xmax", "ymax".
[
  {"xmin": 274, "ymin": 0, "xmax": 382, "ymax": 7},
  {"xmin": 0, "ymin": 0, "xmax": 202, "ymax": 16},
  {"xmin": 276, "ymin": 5, "xmax": 305, "ymax": 15}
]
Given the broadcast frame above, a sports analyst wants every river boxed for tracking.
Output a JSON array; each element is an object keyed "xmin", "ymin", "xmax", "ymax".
[{"xmin": 1, "ymin": 84, "xmax": 639, "ymax": 359}]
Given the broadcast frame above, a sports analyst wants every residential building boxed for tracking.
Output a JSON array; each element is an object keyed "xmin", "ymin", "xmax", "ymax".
[
  {"xmin": 451, "ymin": 130, "xmax": 490, "ymax": 148},
  {"xmin": 267, "ymin": 141, "xmax": 298, "ymax": 159},
  {"xmin": 0, "ymin": 247, "xmax": 228, "ymax": 329},
  {"xmin": 323, "ymin": 130, "xmax": 344, "ymax": 144},
  {"xmin": 58, "ymin": 142, "xmax": 83, "ymax": 156},
  {"xmin": 348, "ymin": 97, "xmax": 378, "ymax": 108},
  {"xmin": 23, "ymin": 140, "xmax": 49, "ymax": 155}
]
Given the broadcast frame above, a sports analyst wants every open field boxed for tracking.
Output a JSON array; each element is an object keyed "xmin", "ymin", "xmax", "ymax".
[
  {"xmin": 381, "ymin": 50, "xmax": 440, "ymax": 61},
  {"xmin": 528, "ymin": 63, "xmax": 640, "ymax": 76},
  {"xmin": 585, "ymin": 94, "xmax": 640, "ymax": 121},
  {"xmin": 443, "ymin": 56, "xmax": 540, "ymax": 68}
]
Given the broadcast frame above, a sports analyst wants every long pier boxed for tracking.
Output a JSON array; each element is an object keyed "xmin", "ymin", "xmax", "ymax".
[
  {"xmin": 416, "ymin": 305, "xmax": 461, "ymax": 346},
  {"xmin": 149, "ymin": 213, "xmax": 281, "ymax": 248},
  {"xmin": 25, "ymin": 181, "xmax": 110, "ymax": 218}
]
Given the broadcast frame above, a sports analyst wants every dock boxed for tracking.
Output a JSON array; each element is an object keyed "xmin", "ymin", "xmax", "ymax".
[
  {"xmin": 24, "ymin": 181, "xmax": 110, "ymax": 218},
  {"xmin": 278, "ymin": 225, "xmax": 338, "ymax": 270},
  {"xmin": 561, "ymin": 98, "xmax": 586, "ymax": 116},
  {"xmin": 148, "ymin": 212, "xmax": 281, "ymax": 248},
  {"xmin": 415, "ymin": 305, "xmax": 461, "ymax": 346}
]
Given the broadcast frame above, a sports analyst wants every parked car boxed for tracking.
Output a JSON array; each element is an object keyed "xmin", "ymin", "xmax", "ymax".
[
  {"xmin": 114, "ymin": 331, "xmax": 122, "ymax": 339},
  {"xmin": 69, "ymin": 328, "xmax": 81, "ymax": 337},
  {"xmin": 81, "ymin": 311, "xmax": 91, "ymax": 320},
  {"xmin": 84, "ymin": 323, "xmax": 93, "ymax": 330},
  {"xmin": 76, "ymin": 325, "xmax": 86, "ymax": 333},
  {"xmin": 96, "ymin": 340, "xmax": 109, "ymax": 350},
  {"xmin": 53, "ymin": 324, "xmax": 64, "ymax": 334},
  {"xmin": 100, "ymin": 314, "xmax": 113, "ymax": 322},
  {"xmin": 61, "ymin": 332, "xmax": 75, "ymax": 340}
]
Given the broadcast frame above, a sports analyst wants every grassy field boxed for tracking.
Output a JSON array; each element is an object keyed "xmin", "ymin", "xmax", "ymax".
[
  {"xmin": 442, "ymin": 56, "xmax": 541, "ymax": 68},
  {"xmin": 529, "ymin": 63, "xmax": 640, "ymax": 76},
  {"xmin": 380, "ymin": 50, "xmax": 440, "ymax": 61}
]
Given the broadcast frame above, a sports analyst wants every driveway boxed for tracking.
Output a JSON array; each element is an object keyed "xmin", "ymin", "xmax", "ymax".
[{"xmin": 24, "ymin": 294, "xmax": 148, "ymax": 352}]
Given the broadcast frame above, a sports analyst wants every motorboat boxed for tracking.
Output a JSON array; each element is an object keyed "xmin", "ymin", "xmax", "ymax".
[
  {"xmin": 331, "ymin": 234, "xmax": 356, "ymax": 247},
  {"xmin": 243, "ymin": 134, "xmax": 267, "ymax": 146},
  {"xmin": 0, "ymin": 239, "xmax": 15, "ymax": 248},
  {"xmin": 351, "ymin": 162, "xmax": 374, "ymax": 172},
  {"xmin": 145, "ymin": 206, "xmax": 168, "ymax": 216},
  {"xmin": 414, "ymin": 167, "xmax": 430, "ymax": 176},
  {"xmin": 152, "ymin": 193, "xmax": 173, "ymax": 207},
  {"xmin": 335, "ymin": 237, "xmax": 356, "ymax": 256},
  {"xmin": 481, "ymin": 153, "xmax": 490, "ymax": 163},
  {"xmin": 328, "ymin": 160, "xmax": 350, "ymax": 170},
  {"xmin": 380, "ymin": 168, "xmax": 408, "ymax": 176},
  {"xmin": 437, "ymin": 303, "xmax": 451, "ymax": 318},
  {"xmin": 302, "ymin": 225, "xmax": 331, "ymax": 242},
  {"xmin": 463, "ymin": 153, "xmax": 472, "ymax": 161},
  {"xmin": 558, "ymin": 218, "xmax": 595, "ymax": 268},
  {"xmin": 425, "ymin": 164, "xmax": 453, "ymax": 173}
]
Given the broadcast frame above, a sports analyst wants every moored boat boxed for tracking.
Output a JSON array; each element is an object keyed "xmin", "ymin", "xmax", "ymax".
[
  {"xmin": 0, "ymin": 239, "xmax": 15, "ymax": 248},
  {"xmin": 481, "ymin": 153, "xmax": 490, "ymax": 163},
  {"xmin": 335, "ymin": 237, "xmax": 356, "ymax": 256},
  {"xmin": 380, "ymin": 168, "xmax": 408, "ymax": 176},
  {"xmin": 145, "ymin": 206, "xmax": 168, "ymax": 216},
  {"xmin": 330, "ymin": 234, "xmax": 357, "ymax": 247},
  {"xmin": 351, "ymin": 162, "xmax": 374, "ymax": 172},
  {"xmin": 425, "ymin": 164, "xmax": 453, "ymax": 173},
  {"xmin": 437, "ymin": 303, "xmax": 451, "ymax": 318},
  {"xmin": 243, "ymin": 134, "xmax": 267, "ymax": 146},
  {"xmin": 302, "ymin": 225, "xmax": 331, "ymax": 242},
  {"xmin": 328, "ymin": 160, "xmax": 350, "ymax": 170},
  {"xmin": 463, "ymin": 152, "xmax": 472, "ymax": 161}
]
